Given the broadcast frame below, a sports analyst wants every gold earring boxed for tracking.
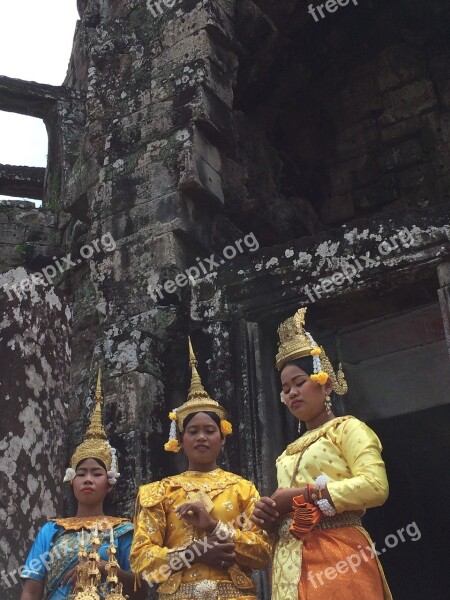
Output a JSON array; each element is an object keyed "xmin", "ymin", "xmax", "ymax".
[{"xmin": 324, "ymin": 395, "xmax": 332, "ymax": 415}]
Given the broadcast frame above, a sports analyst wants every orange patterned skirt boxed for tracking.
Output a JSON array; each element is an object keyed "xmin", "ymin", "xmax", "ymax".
[{"xmin": 298, "ymin": 525, "xmax": 392, "ymax": 599}]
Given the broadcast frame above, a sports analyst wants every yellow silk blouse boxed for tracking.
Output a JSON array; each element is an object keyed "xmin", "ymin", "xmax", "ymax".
[
  {"xmin": 277, "ymin": 416, "xmax": 389, "ymax": 513},
  {"xmin": 130, "ymin": 468, "xmax": 271, "ymax": 595},
  {"xmin": 276, "ymin": 415, "xmax": 389, "ymax": 511}
]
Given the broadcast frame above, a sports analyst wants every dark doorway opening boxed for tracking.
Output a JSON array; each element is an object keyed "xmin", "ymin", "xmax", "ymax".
[{"xmin": 364, "ymin": 403, "xmax": 450, "ymax": 599}]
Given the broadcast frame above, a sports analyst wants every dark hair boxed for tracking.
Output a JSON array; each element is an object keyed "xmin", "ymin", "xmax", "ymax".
[
  {"xmin": 281, "ymin": 357, "xmax": 314, "ymax": 376},
  {"xmin": 182, "ymin": 411, "xmax": 223, "ymax": 438},
  {"xmin": 75, "ymin": 458, "xmax": 107, "ymax": 471}
]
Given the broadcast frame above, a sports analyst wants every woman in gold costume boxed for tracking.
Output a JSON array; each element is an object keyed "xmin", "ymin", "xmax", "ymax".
[
  {"xmin": 20, "ymin": 371, "xmax": 144, "ymax": 600},
  {"xmin": 252, "ymin": 308, "xmax": 393, "ymax": 600},
  {"xmin": 130, "ymin": 339, "xmax": 271, "ymax": 600}
]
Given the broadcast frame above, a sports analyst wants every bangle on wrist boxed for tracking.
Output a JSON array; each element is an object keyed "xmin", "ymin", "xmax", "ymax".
[
  {"xmin": 316, "ymin": 498, "xmax": 336, "ymax": 517},
  {"xmin": 309, "ymin": 485, "xmax": 319, "ymax": 504},
  {"xmin": 315, "ymin": 475, "xmax": 328, "ymax": 490}
]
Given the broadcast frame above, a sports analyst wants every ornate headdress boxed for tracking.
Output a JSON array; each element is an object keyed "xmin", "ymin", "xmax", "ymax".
[
  {"xmin": 164, "ymin": 338, "xmax": 233, "ymax": 452},
  {"xmin": 276, "ymin": 307, "xmax": 348, "ymax": 395},
  {"xmin": 63, "ymin": 369, "xmax": 120, "ymax": 484}
]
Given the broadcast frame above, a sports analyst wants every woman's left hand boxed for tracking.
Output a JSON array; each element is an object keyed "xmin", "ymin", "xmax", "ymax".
[
  {"xmin": 270, "ymin": 487, "xmax": 308, "ymax": 516},
  {"xmin": 175, "ymin": 502, "xmax": 217, "ymax": 532},
  {"xmin": 97, "ymin": 560, "xmax": 109, "ymax": 578}
]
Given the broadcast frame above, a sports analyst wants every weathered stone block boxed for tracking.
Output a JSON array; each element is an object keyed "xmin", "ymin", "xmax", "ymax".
[
  {"xmin": 151, "ymin": 55, "xmax": 235, "ymax": 108},
  {"xmin": 330, "ymin": 155, "xmax": 377, "ymax": 196},
  {"xmin": 0, "ymin": 224, "xmax": 25, "ymax": 245},
  {"xmin": 397, "ymin": 164, "xmax": 432, "ymax": 192},
  {"xmin": 379, "ymin": 114, "xmax": 422, "ymax": 144},
  {"xmin": 160, "ymin": 0, "xmax": 237, "ymax": 52},
  {"xmin": 321, "ymin": 193, "xmax": 355, "ymax": 225},
  {"xmin": 344, "ymin": 340, "xmax": 450, "ymax": 421},
  {"xmin": 98, "ymin": 193, "xmax": 185, "ymax": 243},
  {"xmin": 336, "ymin": 119, "xmax": 379, "ymax": 160},
  {"xmin": 152, "ymin": 28, "xmax": 237, "ymax": 76},
  {"xmin": 341, "ymin": 304, "xmax": 445, "ymax": 362},
  {"xmin": 376, "ymin": 44, "xmax": 427, "ymax": 93},
  {"xmin": 377, "ymin": 138, "xmax": 424, "ymax": 172},
  {"xmin": 0, "ymin": 244, "xmax": 23, "ymax": 272},
  {"xmin": 191, "ymin": 86, "xmax": 235, "ymax": 151},
  {"xmin": 435, "ymin": 79, "xmax": 450, "ymax": 111},
  {"xmin": 87, "ymin": 230, "xmax": 186, "ymax": 318},
  {"xmin": 379, "ymin": 81, "xmax": 437, "ymax": 126},
  {"xmin": 429, "ymin": 143, "xmax": 450, "ymax": 177},
  {"xmin": 353, "ymin": 174, "xmax": 400, "ymax": 211},
  {"xmin": 103, "ymin": 371, "xmax": 165, "ymax": 435},
  {"xmin": 331, "ymin": 65, "xmax": 383, "ymax": 125},
  {"xmin": 178, "ymin": 130, "xmax": 225, "ymax": 207}
]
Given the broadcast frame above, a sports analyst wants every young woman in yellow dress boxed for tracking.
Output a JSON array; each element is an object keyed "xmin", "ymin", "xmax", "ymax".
[
  {"xmin": 252, "ymin": 307, "xmax": 393, "ymax": 600},
  {"xmin": 20, "ymin": 371, "xmax": 144, "ymax": 600},
  {"xmin": 130, "ymin": 339, "xmax": 271, "ymax": 600}
]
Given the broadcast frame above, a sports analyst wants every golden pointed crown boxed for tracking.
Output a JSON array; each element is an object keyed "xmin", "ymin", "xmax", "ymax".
[
  {"xmin": 276, "ymin": 307, "xmax": 348, "ymax": 396},
  {"xmin": 70, "ymin": 369, "xmax": 114, "ymax": 470},
  {"xmin": 276, "ymin": 307, "xmax": 312, "ymax": 368},
  {"xmin": 174, "ymin": 338, "xmax": 227, "ymax": 432}
]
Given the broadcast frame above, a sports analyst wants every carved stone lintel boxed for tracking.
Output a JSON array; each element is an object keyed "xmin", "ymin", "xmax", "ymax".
[{"xmin": 0, "ymin": 164, "xmax": 45, "ymax": 200}]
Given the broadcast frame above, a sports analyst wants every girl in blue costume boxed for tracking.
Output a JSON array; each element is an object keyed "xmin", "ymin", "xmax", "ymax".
[{"xmin": 20, "ymin": 371, "xmax": 145, "ymax": 600}]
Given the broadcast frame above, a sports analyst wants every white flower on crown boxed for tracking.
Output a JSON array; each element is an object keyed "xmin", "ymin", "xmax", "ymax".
[
  {"xmin": 106, "ymin": 442, "xmax": 120, "ymax": 485},
  {"xmin": 64, "ymin": 468, "xmax": 76, "ymax": 482},
  {"xmin": 305, "ymin": 331, "xmax": 323, "ymax": 374}
]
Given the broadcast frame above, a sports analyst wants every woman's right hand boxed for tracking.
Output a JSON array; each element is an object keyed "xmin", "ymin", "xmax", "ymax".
[
  {"xmin": 190, "ymin": 537, "xmax": 236, "ymax": 569},
  {"xmin": 251, "ymin": 497, "xmax": 279, "ymax": 532},
  {"xmin": 20, "ymin": 579, "xmax": 45, "ymax": 600},
  {"xmin": 61, "ymin": 565, "xmax": 78, "ymax": 588}
]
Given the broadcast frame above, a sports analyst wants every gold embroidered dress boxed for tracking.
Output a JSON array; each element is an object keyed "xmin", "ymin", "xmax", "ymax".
[
  {"xmin": 130, "ymin": 468, "xmax": 271, "ymax": 600},
  {"xmin": 272, "ymin": 416, "xmax": 393, "ymax": 600}
]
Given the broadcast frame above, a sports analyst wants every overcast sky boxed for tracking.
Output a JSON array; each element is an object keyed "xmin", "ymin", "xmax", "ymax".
[{"xmin": 0, "ymin": 1, "xmax": 79, "ymax": 200}]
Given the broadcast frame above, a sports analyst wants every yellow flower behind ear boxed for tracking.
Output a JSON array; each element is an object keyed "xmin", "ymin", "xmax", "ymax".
[
  {"xmin": 311, "ymin": 372, "xmax": 329, "ymax": 385},
  {"xmin": 169, "ymin": 412, "xmax": 177, "ymax": 421},
  {"xmin": 164, "ymin": 439, "xmax": 180, "ymax": 452},
  {"xmin": 310, "ymin": 348, "xmax": 321, "ymax": 356},
  {"xmin": 220, "ymin": 420, "xmax": 233, "ymax": 436}
]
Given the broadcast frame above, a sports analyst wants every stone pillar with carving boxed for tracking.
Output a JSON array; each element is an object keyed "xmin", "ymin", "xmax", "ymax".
[{"xmin": 437, "ymin": 262, "xmax": 450, "ymax": 360}]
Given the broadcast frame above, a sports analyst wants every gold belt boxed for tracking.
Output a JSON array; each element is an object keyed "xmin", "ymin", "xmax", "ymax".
[
  {"xmin": 159, "ymin": 580, "xmax": 256, "ymax": 600},
  {"xmin": 278, "ymin": 511, "xmax": 362, "ymax": 542},
  {"xmin": 317, "ymin": 511, "xmax": 362, "ymax": 530}
]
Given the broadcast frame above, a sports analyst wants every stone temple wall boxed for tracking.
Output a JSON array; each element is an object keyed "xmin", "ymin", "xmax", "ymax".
[
  {"xmin": 1, "ymin": 1, "xmax": 450, "ymax": 599},
  {"xmin": 0, "ymin": 265, "xmax": 70, "ymax": 593}
]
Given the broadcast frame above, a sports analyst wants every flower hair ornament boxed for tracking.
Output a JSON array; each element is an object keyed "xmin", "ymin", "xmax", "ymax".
[
  {"xmin": 64, "ymin": 369, "xmax": 120, "ymax": 485},
  {"xmin": 276, "ymin": 307, "xmax": 348, "ymax": 395},
  {"xmin": 164, "ymin": 337, "xmax": 233, "ymax": 452}
]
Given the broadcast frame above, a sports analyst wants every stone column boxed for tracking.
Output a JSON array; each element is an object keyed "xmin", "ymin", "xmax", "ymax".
[
  {"xmin": 437, "ymin": 261, "xmax": 450, "ymax": 360},
  {"xmin": 0, "ymin": 269, "xmax": 70, "ymax": 600}
]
